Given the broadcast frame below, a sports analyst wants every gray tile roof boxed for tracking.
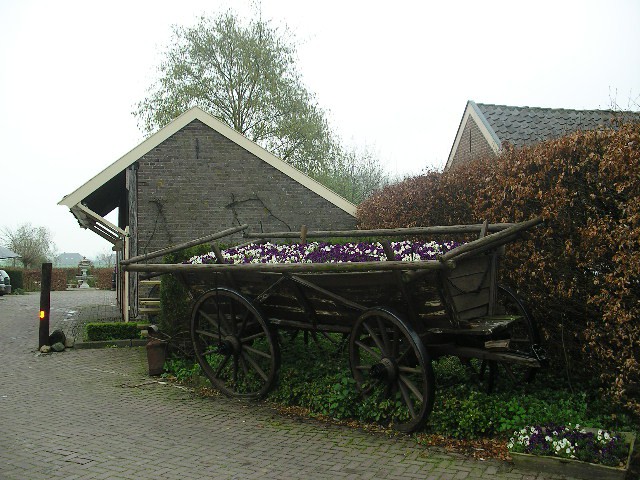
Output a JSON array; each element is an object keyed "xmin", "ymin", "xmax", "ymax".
[
  {"xmin": 475, "ymin": 103, "xmax": 640, "ymax": 148},
  {"xmin": 0, "ymin": 246, "xmax": 20, "ymax": 259}
]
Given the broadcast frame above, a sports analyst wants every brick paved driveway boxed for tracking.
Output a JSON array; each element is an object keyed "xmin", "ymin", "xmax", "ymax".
[{"xmin": 0, "ymin": 291, "xmax": 577, "ymax": 479}]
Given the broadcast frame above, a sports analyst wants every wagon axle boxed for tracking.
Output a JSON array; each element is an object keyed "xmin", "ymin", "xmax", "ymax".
[
  {"xmin": 369, "ymin": 358, "xmax": 398, "ymax": 383},
  {"xmin": 216, "ymin": 337, "xmax": 240, "ymax": 356}
]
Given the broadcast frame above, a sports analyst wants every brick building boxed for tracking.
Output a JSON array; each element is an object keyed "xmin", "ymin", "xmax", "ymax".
[
  {"xmin": 445, "ymin": 100, "xmax": 640, "ymax": 171},
  {"xmin": 59, "ymin": 107, "xmax": 356, "ymax": 319}
]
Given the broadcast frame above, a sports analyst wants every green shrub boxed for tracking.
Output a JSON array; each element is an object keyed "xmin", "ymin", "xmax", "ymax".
[
  {"xmin": 163, "ymin": 357, "xmax": 203, "ymax": 383},
  {"xmin": 164, "ymin": 333, "xmax": 636, "ymax": 438},
  {"xmin": 85, "ymin": 322, "xmax": 141, "ymax": 341},
  {"xmin": 159, "ymin": 243, "xmax": 213, "ymax": 339}
]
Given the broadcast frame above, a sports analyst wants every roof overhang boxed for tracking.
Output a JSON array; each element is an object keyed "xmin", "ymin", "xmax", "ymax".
[
  {"xmin": 58, "ymin": 107, "xmax": 356, "ymax": 217},
  {"xmin": 444, "ymin": 100, "xmax": 501, "ymax": 171},
  {"xmin": 70, "ymin": 204, "xmax": 126, "ymax": 246}
]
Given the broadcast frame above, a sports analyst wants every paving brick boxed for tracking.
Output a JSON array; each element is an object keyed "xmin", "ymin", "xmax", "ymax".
[{"xmin": 0, "ymin": 291, "xmax": 585, "ymax": 479}]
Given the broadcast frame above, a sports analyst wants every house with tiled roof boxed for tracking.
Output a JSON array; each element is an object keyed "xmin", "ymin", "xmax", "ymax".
[
  {"xmin": 445, "ymin": 101, "xmax": 640, "ymax": 171},
  {"xmin": 55, "ymin": 252, "xmax": 84, "ymax": 267}
]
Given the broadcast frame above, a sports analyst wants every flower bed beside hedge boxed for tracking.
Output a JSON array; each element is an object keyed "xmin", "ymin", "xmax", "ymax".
[{"xmin": 508, "ymin": 425, "xmax": 635, "ymax": 480}]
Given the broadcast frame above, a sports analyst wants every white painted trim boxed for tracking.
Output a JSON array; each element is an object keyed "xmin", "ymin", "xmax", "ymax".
[
  {"xmin": 123, "ymin": 226, "xmax": 130, "ymax": 323},
  {"xmin": 58, "ymin": 107, "xmax": 356, "ymax": 217},
  {"xmin": 73, "ymin": 204, "xmax": 127, "ymax": 237},
  {"xmin": 444, "ymin": 101, "xmax": 501, "ymax": 171}
]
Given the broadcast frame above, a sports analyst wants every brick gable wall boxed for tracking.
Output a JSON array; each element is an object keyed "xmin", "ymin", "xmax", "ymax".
[
  {"xmin": 133, "ymin": 120, "xmax": 356, "ymax": 256},
  {"xmin": 449, "ymin": 115, "xmax": 497, "ymax": 169}
]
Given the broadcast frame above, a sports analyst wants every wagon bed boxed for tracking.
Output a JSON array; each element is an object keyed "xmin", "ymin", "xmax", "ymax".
[{"xmin": 122, "ymin": 217, "xmax": 546, "ymax": 433}]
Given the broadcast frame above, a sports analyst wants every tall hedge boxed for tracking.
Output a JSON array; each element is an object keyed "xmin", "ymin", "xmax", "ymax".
[
  {"xmin": 358, "ymin": 122, "xmax": 640, "ymax": 416},
  {"xmin": 2, "ymin": 268, "xmax": 114, "ymax": 291},
  {"xmin": 159, "ymin": 244, "xmax": 213, "ymax": 348}
]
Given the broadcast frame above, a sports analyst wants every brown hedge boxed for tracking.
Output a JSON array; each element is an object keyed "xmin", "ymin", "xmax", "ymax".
[
  {"xmin": 17, "ymin": 268, "xmax": 114, "ymax": 291},
  {"xmin": 357, "ymin": 122, "xmax": 640, "ymax": 415}
]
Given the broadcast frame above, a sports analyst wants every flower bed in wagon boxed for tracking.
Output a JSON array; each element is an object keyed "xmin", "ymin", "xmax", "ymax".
[{"xmin": 187, "ymin": 240, "xmax": 461, "ymax": 265}]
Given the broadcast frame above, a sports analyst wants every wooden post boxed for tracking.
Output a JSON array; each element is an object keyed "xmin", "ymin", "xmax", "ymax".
[
  {"xmin": 123, "ymin": 227, "xmax": 130, "ymax": 323},
  {"xmin": 39, "ymin": 263, "xmax": 52, "ymax": 349},
  {"xmin": 300, "ymin": 225, "xmax": 308, "ymax": 245}
]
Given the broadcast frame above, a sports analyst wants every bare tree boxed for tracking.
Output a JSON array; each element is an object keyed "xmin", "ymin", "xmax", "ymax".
[
  {"xmin": 0, "ymin": 223, "xmax": 56, "ymax": 268},
  {"xmin": 313, "ymin": 145, "xmax": 391, "ymax": 204},
  {"xmin": 94, "ymin": 251, "xmax": 115, "ymax": 267}
]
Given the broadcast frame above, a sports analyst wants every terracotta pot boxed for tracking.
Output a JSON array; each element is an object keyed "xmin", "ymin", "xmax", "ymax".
[{"xmin": 146, "ymin": 338, "xmax": 167, "ymax": 376}]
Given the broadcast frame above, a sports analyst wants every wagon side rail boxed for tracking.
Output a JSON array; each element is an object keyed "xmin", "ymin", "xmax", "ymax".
[
  {"xmin": 121, "ymin": 257, "xmax": 451, "ymax": 274},
  {"xmin": 438, "ymin": 217, "xmax": 543, "ymax": 266},
  {"xmin": 120, "ymin": 224, "xmax": 249, "ymax": 266},
  {"xmin": 244, "ymin": 222, "xmax": 520, "ymax": 241}
]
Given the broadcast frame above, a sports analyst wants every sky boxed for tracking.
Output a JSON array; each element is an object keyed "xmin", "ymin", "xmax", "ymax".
[{"xmin": 0, "ymin": 0, "xmax": 638, "ymax": 260}]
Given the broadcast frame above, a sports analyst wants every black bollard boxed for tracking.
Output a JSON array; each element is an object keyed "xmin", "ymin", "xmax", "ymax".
[{"xmin": 39, "ymin": 263, "xmax": 52, "ymax": 349}]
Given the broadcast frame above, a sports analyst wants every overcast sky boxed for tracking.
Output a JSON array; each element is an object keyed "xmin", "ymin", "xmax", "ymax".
[{"xmin": 0, "ymin": 0, "xmax": 638, "ymax": 260}]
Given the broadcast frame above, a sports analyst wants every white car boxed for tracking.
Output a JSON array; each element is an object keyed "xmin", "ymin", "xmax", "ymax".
[{"xmin": 0, "ymin": 270, "xmax": 11, "ymax": 295}]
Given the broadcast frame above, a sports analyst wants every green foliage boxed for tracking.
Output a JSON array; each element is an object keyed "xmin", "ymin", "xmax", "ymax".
[
  {"xmin": 164, "ymin": 330, "xmax": 636, "ymax": 438},
  {"xmin": 133, "ymin": 9, "xmax": 390, "ymax": 203},
  {"xmin": 357, "ymin": 122, "xmax": 640, "ymax": 417},
  {"xmin": 311, "ymin": 145, "xmax": 391, "ymax": 205},
  {"xmin": 84, "ymin": 322, "xmax": 141, "ymax": 341},
  {"xmin": 159, "ymin": 243, "xmax": 213, "ymax": 338},
  {"xmin": 134, "ymin": 9, "xmax": 335, "ymax": 176},
  {"xmin": 163, "ymin": 357, "xmax": 203, "ymax": 383}
]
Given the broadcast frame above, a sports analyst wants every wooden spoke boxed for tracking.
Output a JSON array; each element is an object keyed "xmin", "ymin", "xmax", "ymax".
[
  {"xmin": 200, "ymin": 310, "xmax": 230, "ymax": 337},
  {"xmin": 239, "ymin": 355, "xmax": 250, "ymax": 376},
  {"xmin": 354, "ymin": 339, "xmax": 383, "ymax": 361},
  {"xmin": 241, "ymin": 351, "xmax": 270, "ymax": 382},
  {"xmin": 195, "ymin": 329, "xmax": 219, "ymax": 339},
  {"xmin": 243, "ymin": 345, "xmax": 272, "ymax": 360},
  {"xmin": 241, "ymin": 331, "xmax": 267, "ymax": 343},
  {"xmin": 362, "ymin": 322, "xmax": 386, "ymax": 354},
  {"xmin": 399, "ymin": 374, "xmax": 424, "ymax": 402},
  {"xmin": 398, "ymin": 379, "xmax": 417, "ymax": 419},
  {"xmin": 214, "ymin": 354, "xmax": 231, "ymax": 378},
  {"xmin": 398, "ymin": 366, "xmax": 423, "ymax": 374}
]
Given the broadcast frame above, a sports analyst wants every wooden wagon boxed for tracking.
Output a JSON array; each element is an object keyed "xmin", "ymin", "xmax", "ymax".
[{"xmin": 122, "ymin": 217, "xmax": 547, "ymax": 433}]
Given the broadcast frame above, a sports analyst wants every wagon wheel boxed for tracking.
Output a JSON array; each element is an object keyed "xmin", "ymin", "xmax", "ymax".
[
  {"xmin": 477, "ymin": 285, "xmax": 542, "ymax": 391},
  {"xmin": 349, "ymin": 308, "xmax": 435, "ymax": 433},
  {"xmin": 191, "ymin": 288, "xmax": 280, "ymax": 399}
]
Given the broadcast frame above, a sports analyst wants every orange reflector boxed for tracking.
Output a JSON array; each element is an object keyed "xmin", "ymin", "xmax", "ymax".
[{"xmin": 39, "ymin": 310, "xmax": 45, "ymax": 319}]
